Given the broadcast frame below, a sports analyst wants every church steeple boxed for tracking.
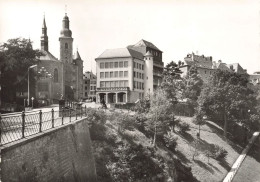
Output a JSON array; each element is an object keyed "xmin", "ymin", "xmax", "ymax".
[
  {"xmin": 60, "ymin": 13, "xmax": 72, "ymax": 38},
  {"xmin": 41, "ymin": 15, "xmax": 48, "ymax": 51},
  {"xmin": 59, "ymin": 11, "xmax": 73, "ymax": 63}
]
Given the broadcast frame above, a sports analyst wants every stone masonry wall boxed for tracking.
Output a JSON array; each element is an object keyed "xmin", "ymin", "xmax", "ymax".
[{"xmin": 1, "ymin": 118, "xmax": 97, "ymax": 182}]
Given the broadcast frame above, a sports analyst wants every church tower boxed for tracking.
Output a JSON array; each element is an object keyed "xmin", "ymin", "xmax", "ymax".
[
  {"xmin": 59, "ymin": 13, "xmax": 73, "ymax": 63},
  {"xmin": 41, "ymin": 15, "xmax": 48, "ymax": 51}
]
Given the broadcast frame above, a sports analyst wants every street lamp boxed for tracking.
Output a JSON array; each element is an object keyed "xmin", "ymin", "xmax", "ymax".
[{"xmin": 28, "ymin": 65, "xmax": 37, "ymax": 106}]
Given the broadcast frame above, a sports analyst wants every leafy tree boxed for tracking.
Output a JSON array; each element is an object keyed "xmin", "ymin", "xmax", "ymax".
[
  {"xmin": 198, "ymin": 69, "xmax": 258, "ymax": 137},
  {"xmin": 0, "ymin": 38, "xmax": 42, "ymax": 103},
  {"xmin": 183, "ymin": 66, "xmax": 203, "ymax": 104},
  {"xmin": 161, "ymin": 61, "xmax": 183, "ymax": 105},
  {"xmin": 134, "ymin": 98, "xmax": 150, "ymax": 113},
  {"xmin": 145, "ymin": 88, "xmax": 175, "ymax": 147}
]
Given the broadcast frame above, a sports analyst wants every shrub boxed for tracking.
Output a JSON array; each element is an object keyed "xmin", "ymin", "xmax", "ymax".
[
  {"xmin": 116, "ymin": 113, "xmax": 136, "ymax": 132},
  {"xmin": 210, "ymin": 144, "xmax": 228, "ymax": 161},
  {"xmin": 86, "ymin": 108, "xmax": 107, "ymax": 140},
  {"xmin": 177, "ymin": 122, "xmax": 190, "ymax": 133},
  {"xmin": 163, "ymin": 131, "xmax": 178, "ymax": 151}
]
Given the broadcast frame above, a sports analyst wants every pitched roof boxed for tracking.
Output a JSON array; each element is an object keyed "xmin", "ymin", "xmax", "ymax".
[
  {"xmin": 74, "ymin": 51, "xmax": 81, "ymax": 60},
  {"xmin": 39, "ymin": 50, "xmax": 60, "ymax": 62},
  {"xmin": 132, "ymin": 39, "xmax": 161, "ymax": 51},
  {"xmin": 96, "ymin": 48, "xmax": 144, "ymax": 60}
]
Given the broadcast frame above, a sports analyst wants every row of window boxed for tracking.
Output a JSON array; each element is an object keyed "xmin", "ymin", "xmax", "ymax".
[
  {"xmin": 100, "ymin": 71, "xmax": 128, "ymax": 78},
  {"xmin": 134, "ymin": 81, "xmax": 144, "ymax": 90},
  {"xmin": 85, "ymin": 86, "xmax": 97, "ymax": 90},
  {"xmin": 134, "ymin": 71, "xmax": 144, "ymax": 79},
  {"xmin": 134, "ymin": 62, "xmax": 144, "ymax": 70},
  {"xmin": 100, "ymin": 80, "xmax": 129, "ymax": 88},
  {"xmin": 100, "ymin": 61, "xmax": 128, "ymax": 69}
]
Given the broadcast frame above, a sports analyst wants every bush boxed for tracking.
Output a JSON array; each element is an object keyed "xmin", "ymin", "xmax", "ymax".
[
  {"xmin": 86, "ymin": 108, "xmax": 107, "ymax": 140},
  {"xmin": 177, "ymin": 122, "xmax": 190, "ymax": 133},
  {"xmin": 116, "ymin": 114, "xmax": 136, "ymax": 132},
  {"xmin": 163, "ymin": 131, "xmax": 178, "ymax": 151},
  {"xmin": 210, "ymin": 144, "xmax": 228, "ymax": 161}
]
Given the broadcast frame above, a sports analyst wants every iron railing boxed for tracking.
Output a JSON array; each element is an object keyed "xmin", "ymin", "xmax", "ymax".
[{"xmin": 0, "ymin": 106, "xmax": 88, "ymax": 146}]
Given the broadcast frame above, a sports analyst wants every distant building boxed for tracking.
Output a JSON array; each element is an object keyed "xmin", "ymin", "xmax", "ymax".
[
  {"xmin": 249, "ymin": 71, "xmax": 260, "ymax": 85},
  {"xmin": 34, "ymin": 13, "xmax": 83, "ymax": 104},
  {"xmin": 95, "ymin": 39, "xmax": 164, "ymax": 103},
  {"xmin": 83, "ymin": 71, "xmax": 96, "ymax": 100},
  {"xmin": 179, "ymin": 52, "xmax": 246, "ymax": 82}
]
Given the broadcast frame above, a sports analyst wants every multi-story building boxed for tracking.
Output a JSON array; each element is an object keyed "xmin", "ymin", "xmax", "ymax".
[
  {"xmin": 83, "ymin": 71, "xmax": 96, "ymax": 101},
  {"xmin": 179, "ymin": 52, "xmax": 246, "ymax": 82},
  {"xmin": 95, "ymin": 39, "xmax": 164, "ymax": 103}
]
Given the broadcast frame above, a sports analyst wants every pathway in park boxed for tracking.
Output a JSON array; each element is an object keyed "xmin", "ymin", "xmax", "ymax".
[{"xmin": 223, "ymin": 131, "xmax": 260, "ymax": 182}]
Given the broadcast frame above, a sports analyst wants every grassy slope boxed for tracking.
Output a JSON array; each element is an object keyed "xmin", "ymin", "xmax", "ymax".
[
  {"xmin": 91, "ymin": 108, "xmax": 259, "ymax": 182},
  {"xmin": 174, "ymin": 116, "xmax": 243, "ymax": 182}
]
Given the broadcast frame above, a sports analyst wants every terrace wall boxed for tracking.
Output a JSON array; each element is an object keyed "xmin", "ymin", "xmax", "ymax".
[{"xmin": 1, "ymin": 117, "xmax": 97, "ymax": 182}]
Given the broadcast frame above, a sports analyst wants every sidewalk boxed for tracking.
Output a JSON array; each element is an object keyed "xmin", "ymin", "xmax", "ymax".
[{"xmin": 223, "ymin": 131, "xmax": 260, "ymax": 182}]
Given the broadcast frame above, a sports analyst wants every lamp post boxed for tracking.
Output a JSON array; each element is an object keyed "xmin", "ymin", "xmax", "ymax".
[{"xmin": 28, "ymin": 65, "xmax": 37, "ymax": 106}]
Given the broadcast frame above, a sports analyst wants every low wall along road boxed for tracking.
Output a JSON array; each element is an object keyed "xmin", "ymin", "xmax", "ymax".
[{"xmin": 1, "ymin": 112, "xmax": 97, "ymax": 182}]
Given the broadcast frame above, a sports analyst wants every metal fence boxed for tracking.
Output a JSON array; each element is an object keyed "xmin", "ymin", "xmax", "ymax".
[{"xmin": 0, "ymin": 106, "xmax": 88, "ymax": 146}]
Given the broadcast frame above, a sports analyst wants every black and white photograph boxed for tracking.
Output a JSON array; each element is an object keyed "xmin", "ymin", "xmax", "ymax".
[{"xmin": 0, "ymin": 0, "xmax": 260, "ymax": 181}]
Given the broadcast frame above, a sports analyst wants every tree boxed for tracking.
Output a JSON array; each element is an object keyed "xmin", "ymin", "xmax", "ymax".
[
  {"xmin": 145, "ymin": 88, "xmax": 175, "ymax": 147},
  {"xmin": 198, "ymin": 69, "xmax": 258, "ymax": 137},
  {"xmin": 183, "ymin": 65, "xmax": 203, "ymax": 102},
  {"xmin": 0, "ymin": 38, "xmax": 42, "ymax": 103},
  {"xmin": 161, "ymin": 61, "xmax": 183, "ymax": 105},
  {"xmin": 182, "ymin": 66, "xmax": 203, "ymax": 115}
]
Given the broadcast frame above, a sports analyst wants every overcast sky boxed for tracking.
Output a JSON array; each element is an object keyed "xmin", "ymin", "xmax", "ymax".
[{"xmin": 0, "ymin": 0, "xmax": 259, "ymax": 74}]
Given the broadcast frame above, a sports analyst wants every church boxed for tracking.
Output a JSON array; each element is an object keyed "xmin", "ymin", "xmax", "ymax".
[{"xmin": 36, "ymin": 13, "xmax": 83, "ymax": 104}]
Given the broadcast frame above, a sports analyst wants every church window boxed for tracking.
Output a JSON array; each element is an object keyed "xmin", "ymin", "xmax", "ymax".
[
  {"xmin": 54, "ymin": 69, "xmax": 58, "ymax": 82},
  {"xmin": 65, "ymin": 43, "xmax": 68, "ymax": 49}
]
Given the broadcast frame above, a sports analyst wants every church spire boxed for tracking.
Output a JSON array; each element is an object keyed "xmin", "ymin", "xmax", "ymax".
[
  {"xmin": 41, "ymin": 14, "xmax": 48, "ymax": 51},
  {"xmin": 60, "ymin": 9, "xmax": 72, "ymax": 38}
]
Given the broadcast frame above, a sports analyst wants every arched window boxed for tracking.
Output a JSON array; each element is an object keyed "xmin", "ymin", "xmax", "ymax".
[
  {"xmin": 65, "ymin": 43, "xmax": 68, "ymax": 49},
  {"xmin": 54, "ymin": 68, "xmax": 58, "ymax": 82}
]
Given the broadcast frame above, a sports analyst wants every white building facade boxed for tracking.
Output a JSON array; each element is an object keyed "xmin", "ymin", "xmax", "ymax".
[{"xmin": 95, "ymin": 40, "xmax": 164, "ymax": 103}]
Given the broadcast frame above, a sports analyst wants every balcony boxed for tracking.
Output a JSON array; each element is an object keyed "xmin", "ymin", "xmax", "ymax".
[{"xmin": 96, "ymin": 87, "xmax": 130, "ymax": 92}]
